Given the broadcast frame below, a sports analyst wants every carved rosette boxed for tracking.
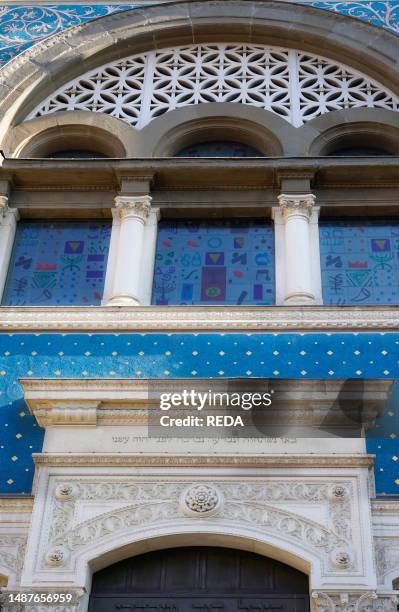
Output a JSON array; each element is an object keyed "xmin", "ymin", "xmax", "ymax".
[
  {"xmin": 54, "ymin": 483, "xmax": 78, "ymax": 501},
  {"xmin": 328, "ymin": 484, "xmax": 349, "ymax": 501},
  {"xmin": 180, "ymin": 484, "xmax": 223, "ymax": 518},
  {"xmin": 278, "ymin": 193, "xmax": 316, "ymax": 221},
  {"xmin": 114, "ymin": 195, "xmax": 152, "ymax": 223},
  {"xmin": 45, "ymin": 547, "xmax": 69, "ymax": 568},
  {"xmin": 330, "ymin": 549, "xmax": 353, "ymax": 570}
]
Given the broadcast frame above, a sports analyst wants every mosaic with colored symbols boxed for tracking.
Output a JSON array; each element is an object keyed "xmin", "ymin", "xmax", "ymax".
[
  {"xmin": 320, "ymin": 220, "xmax": 399, "ymax": 305},
  {"xmin": 152, "ymin": 220, "xmax": 275, "ymax": 306},
  {"xmin": 1, "ymin": 221, "xmax": 111, "ymax": 306}
]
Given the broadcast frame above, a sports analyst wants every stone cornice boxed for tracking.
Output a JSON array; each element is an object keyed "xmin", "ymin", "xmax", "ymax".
[
  {"xmin": 1, "ymin": 305, "xmax": 399, "ymax": 331},
  {"xmin": 32, "ymin": 453, "xmax": 375, "ymax": 468},
  {"xmin": 0, "ymin": 497, "xmax": 34, "ymax": 511},
  {"xmin": 5, "ymin": 158, "xmax": 399, "ymax": 191},
  {"xmin": 20, "ymin": 377, "xmax": 392, "ymax": 429},
  {"xmin": 371, "ymin": 499, "xmax": 399, "ymax": 514}
]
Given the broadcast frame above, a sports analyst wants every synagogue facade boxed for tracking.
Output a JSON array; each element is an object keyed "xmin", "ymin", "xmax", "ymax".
[{"xmin": 0, "ymin": 1, "xmax": 398, "ymax": 610}]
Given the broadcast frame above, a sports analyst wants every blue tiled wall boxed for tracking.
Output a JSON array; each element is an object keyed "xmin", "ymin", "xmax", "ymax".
[
  {"xmin": 2, "ymin": 221, "xmax": 111, "ymax": 306},
  {"xmin": 152, "ymin": 220, "xmax": 275, "ymax": 306},
  {"xmin": 0, "ymin": 332, "xmax": 398, "ymax": 495},
  {"xmin": 1, "ymin": 3, "xmax": 399, "ymax": 68}
]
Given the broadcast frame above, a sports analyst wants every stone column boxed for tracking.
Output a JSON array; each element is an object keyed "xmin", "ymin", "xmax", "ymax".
[
  {"xmin": 277, "ymin": 193, "xmax": 317, "ymax": 305},
  {"xmin": 106, "ymin": 195, "xmax": 152, "ymax": 306},
  {"xmin": 0, "ymin": 196, "xmax": 19, "ymax": 302}
]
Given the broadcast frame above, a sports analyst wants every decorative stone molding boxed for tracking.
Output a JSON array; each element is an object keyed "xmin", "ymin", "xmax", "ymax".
[
  {"xmin": 114, "ymin": 195, "xmax": 152, "ymax": 223},
  {"xmin": 31, "ymin": 404, "xmax": 99, "ymax": 428},
  {"xmin": 20, "ymin": 377, "xmax": 392, "ymax": 433},
  {"xmin": 311, "ymin": 591, "xmax": 379, "ymax": 612},
  {"xmin": 33, "ymin": 477, "xmax": 358, "ymax": 579},
  {"xmin": 374, "ymin": 537, "xmax": 399, "ymax": 585},
  {"xmin": 1, "ymin": 306, "xmax": 398, "ymax": 332},
  {"xmin": 373, "ymin": 595, "xmax": 399, "ymax": 611},
  {"xmin": 32, "ymin": 454, "xmax": 375, "ymax": 468},
  {"xmin": 180, "ymin": 484, "xmax": 223, "ymax": 518},
  {"xmin": 0, "ymin": 535, "xmax": 27, "ymax": 579}
]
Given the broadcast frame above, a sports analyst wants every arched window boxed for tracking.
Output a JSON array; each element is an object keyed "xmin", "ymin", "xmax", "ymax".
[
  {"xmin": 176, "ymin": 140, "xmax": 265, "ymax": 157},
  {"xmin": 45, "ymin": 149, "xmax": 109, "ymax": 159},
  {"xmin": 327, "ymin": 146, "xmax": 392, "ymax": 156}
]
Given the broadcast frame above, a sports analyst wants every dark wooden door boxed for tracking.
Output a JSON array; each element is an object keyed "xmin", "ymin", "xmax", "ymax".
[{"xmin": 89, "ymin": 547, "xmax": 310, "ymax": 612}]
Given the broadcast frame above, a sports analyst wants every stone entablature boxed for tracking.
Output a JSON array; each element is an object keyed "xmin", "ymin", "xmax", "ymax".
[{"xmin": 1, "ymin": 306, "xmax": 399, "ymax": 331}]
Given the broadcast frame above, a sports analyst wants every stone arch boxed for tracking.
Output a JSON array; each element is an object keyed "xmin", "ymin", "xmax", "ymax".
[
  {"xmin": 76, "ymin": 523, "xmax": 322, "ymax": 596},
  {"xmin": 142, "ymin": 103, "xmax": 286, "ymax": 157},
  {"xmin": 307, "ymin": 108, "xmax": 399, "ymax": 156},
  {"xmin": 8, "ymin": 113, "xmax": 128, "ymax": 158},
  {"xmin": 2, "ymin": 0, "xmax": 399, "ymax": 147}
]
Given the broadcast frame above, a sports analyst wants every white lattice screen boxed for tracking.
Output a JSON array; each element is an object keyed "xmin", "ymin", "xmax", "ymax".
[{"xmin": 29, "ymin": 44, "xmax": 399, "ymax": 128}]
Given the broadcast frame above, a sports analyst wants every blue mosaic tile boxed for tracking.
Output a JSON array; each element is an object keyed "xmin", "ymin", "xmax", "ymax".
[
  {"xmin": 0, "ymin": 332, "xmax": 398, "ymax": 494},
  {"xmin": 1, "ymin": 220, "xmax": 111, "ymax": 306},
  {"xmin": 320, "ymin": 219, "xmax": 399, "ymax": 306},
  {"xmin": 367, "ymin": 439, "xmax": 399, "ymax": 494},
  {"xmin": 1, "ymin": 3, "xmax": 399, "ymax": 68},
  {"xmin": 152, "ymin": 220, "xmax": 275, "ymax": 306}
]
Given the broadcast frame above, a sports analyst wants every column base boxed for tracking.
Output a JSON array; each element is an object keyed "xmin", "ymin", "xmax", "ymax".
[
  {"xmin": 106, "ymin": 295, "xmax": 141, "ymax": 306},
  {"xmin": 283, "ymin": 292, "xmax": 316, "ymax": 306}
]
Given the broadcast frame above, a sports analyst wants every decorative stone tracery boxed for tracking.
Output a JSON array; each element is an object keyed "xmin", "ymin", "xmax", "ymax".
[{"xmin": 28, "ymin": 44, "xmax": 399, "ymax": 130}]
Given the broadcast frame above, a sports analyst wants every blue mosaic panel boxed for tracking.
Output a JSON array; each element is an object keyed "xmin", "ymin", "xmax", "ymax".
[
  {"xmin": 152, "ymin": 220, "xmax": 275, "ymax": 306},
  {"xmin": 1, "ymin": 220, "xmax": 111, "ymax": 306},
  {"xmin": 1, "ymin": 3, "xmax": 399, "ymax": 68},
  {"xmin": 367, "ymin": 439, "xmax": 399, "ymax": 495},
  {"xmin": 0, "ymin": 332, "xmax": 398, "ymax": 494},
  {"xmin": 320, "ymin": 219, "xmax": 399, "ymax": 306}
]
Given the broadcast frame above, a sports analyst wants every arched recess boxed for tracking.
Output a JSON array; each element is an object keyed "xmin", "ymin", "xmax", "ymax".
[
  {"xmin": 2, "ymin": 0, "xmax": 399, "ymax": 147},
  {"xmin": 88, "ymin": 546, "xmax": 310, "ymax": 611},
  {"xmin": 145, "ymin": 104, "xmax": 285, "ymax": 157},
  {"xmin": 6, "ymin": 112, "xmax": 129, "ymax": 158},
  {"xmin": 71, "ymin": 523, "xmax": 322, "ymax": 596},
  {"xmin": 308, "ymin": 109, "xmax": 399, "ymax": 156}
]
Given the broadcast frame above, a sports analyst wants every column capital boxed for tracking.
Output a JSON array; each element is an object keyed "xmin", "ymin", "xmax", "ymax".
[
  {"xmin": 278, "ymin": 193, "xmax": 316, "ymax": 221},
  {"xmin": 114, "ymin": 194, "xmax": 152, "ymax": 223}
]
